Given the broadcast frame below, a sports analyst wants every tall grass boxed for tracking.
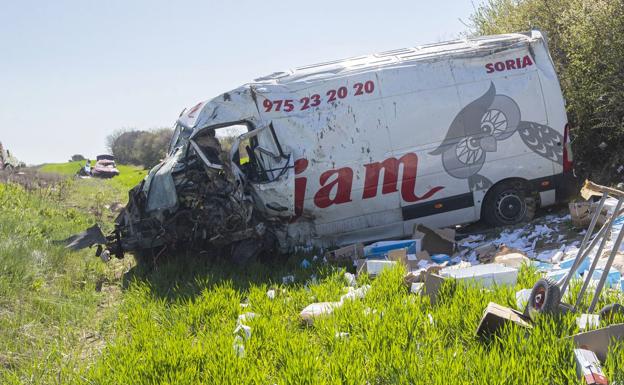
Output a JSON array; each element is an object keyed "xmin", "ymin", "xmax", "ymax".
[{"xmin": 1, "ymin": 166, "xmax": 623, "ymax": 384}]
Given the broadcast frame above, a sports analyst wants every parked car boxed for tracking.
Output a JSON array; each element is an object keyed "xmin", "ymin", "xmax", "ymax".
[
  {"xmin": 70, "ymin": 30, "xmax": 577, "ymax": 262},
  {"xmin": 92, "ymin": 155, "xmax": 119, "ymax": 178}
]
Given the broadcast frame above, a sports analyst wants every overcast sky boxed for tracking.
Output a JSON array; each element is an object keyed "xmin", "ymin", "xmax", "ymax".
[{"xmin": 0, "ymin": 0, "xmax": 481, "ymax": 165}]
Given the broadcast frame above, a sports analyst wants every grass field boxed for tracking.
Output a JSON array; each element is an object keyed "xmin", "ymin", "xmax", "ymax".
[{"xmin": 1, "ymin": 163, "xmax": 623, "ymax": 384}]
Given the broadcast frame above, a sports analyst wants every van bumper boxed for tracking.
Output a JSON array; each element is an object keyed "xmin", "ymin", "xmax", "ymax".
[{"xmin": 554, "ymin": 171, "xmax": 581, "ymax": 202}]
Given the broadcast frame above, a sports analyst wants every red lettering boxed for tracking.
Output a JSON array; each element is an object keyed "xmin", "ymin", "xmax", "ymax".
[
  {"xmin": 505, "ymin": 59, "xmax": 516, "ymax": 70},
  {"xmin": 362, "ymin": 153, "xmax": 444, "ymax": 202},
  {"xmin": 293, "ymin": 158, "xmax": 309, "ymax": 218},
  {"xmin": 516, "ymin": 57, "xmax": 521, "ymax": 69},
  {"xmin": 522, "ymin": 55, "xmax": 533, "ymax": 68},
  {"xmin": 313, "ymin": 167, "xmax": 353, "ymax": 208},
  {"xmin": 494, "ymin": 62, "xmax": 505, "ymax": 72},
  {"xmin": 485, "ymin": 63, "xmax": 494, "ymax": 73}
]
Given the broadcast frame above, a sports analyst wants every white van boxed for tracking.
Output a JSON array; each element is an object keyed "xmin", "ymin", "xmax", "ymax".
[{"xmin": 96, "ymin": 30, "xmax": 576, "ymax": 260}]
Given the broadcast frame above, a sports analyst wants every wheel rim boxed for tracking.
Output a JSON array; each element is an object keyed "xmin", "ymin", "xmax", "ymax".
[
  {"xmin": 533, "ymin": 287, "xmax": 546, "ymax": 310},
  {"xmin": 495, "ymin": 191, "xmax": 525, "ymax": 223}
]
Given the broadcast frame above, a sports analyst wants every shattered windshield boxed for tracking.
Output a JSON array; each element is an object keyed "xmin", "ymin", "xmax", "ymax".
[{"xmin": 169, "ymin": 123, "xmax": 193, "ymax": 153}]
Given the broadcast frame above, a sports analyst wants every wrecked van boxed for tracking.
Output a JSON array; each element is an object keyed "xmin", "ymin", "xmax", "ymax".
[{"xmin": 86, "ymin": 30, "xmax": 576, "ymax": 262}]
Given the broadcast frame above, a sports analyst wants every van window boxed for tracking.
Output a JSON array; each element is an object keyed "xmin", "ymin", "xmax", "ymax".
[{"xmin": 234, "ymin": 125, "xmax": 291, "ymax": 183}]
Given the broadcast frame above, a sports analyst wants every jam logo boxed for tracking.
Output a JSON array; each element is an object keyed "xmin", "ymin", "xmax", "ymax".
[
  {"xmin": 294, "ymin": 154, "xmax": 444, "ymax": 217},
  {"xmin": 485, "ymin": 55, "xmax": 533, "ymax": 73}
]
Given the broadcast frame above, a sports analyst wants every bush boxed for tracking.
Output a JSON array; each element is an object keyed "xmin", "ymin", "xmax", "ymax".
[
  {"xmin": 70, "ymin": 154, "xmax": 86, "ymax": 162},
  {"xmin": 107, "ymin": 128, "xmax": 173, "ymax": 168},
  {"xmin": 469, "ymin": 0, "xmax": 624, "ymax": 183}
]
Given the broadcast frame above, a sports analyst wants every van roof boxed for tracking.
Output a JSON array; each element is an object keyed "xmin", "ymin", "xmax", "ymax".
[{"xmin": 252, "ymin": 31, "xmax": 540, "ymax": 85}]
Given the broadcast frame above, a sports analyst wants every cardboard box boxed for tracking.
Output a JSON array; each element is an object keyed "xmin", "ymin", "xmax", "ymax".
[
  {"xmin": 569, "ymin": 323, "xmax": 624, "ymax": 363},
  {"xmin": 325, "ymin": 243, "xmax": 364, "ymax": 263},
  {"xmin": 475, "ymin": 302, "xmax": 532, "ymax": 337},
  {"xmin": 569, "ymin": 201, "xmax": 608, "ymax": 229},
  {"xmin": 413, "ymin": 224, "xmax": 455, "ymax": 256},
  {"xmin": 405, "ymin": 271, "xmax": 446, "ymax": 304},
  {"xmin": 574, "ymin": 349, "xmax": 609, "ymax": 385}
]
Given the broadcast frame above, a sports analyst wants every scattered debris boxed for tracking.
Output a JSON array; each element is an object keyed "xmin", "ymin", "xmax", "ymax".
[
  {"xmin": 266, "ymin": 289, "xmax": 276, "ymax": 300},
  {"xmin": 576, "ymin": 314, "xmax": 600, "ymax": 332},
  {"xmin": 344, "ymin": 272, "xmax": 357, "ymax": 287},
  {"xmin": 237, "ymin": 312, "xmax": 258, "ymax": 324},
  {"xmin": 570, "ymin": 201, "xmax": 608, "ymax": 229},
  {"xmin": 475, "ymin": 302, "xmax": 532, "ymax": 338},
  {"xmin": 300, "ymin": 285, "xmax": 371, "ymax": 325},
  {"xmin": 233, "ymin": 335, "xmax": 245, "ymax": 358},
  {"xmin": 365, "ymin": 260, "xmax": 397, "ymax": 277},
  {"xmin": 440, "ymin": 263, "xmax": 518, "ymax": 288},
  {"xmin": 282, "ymin": 275, "xmax": 295, "ymax": 284},
  {"xmin": 233, "ymin": 323, "xmax": 252, "ymax": 340},
  {"xmin": 334, "ymin": 332, "xmax": 349, "ymax": 339},
  {"xmin": 412, "ymin": 224, "xmax": 456, "ymax": 256},
  {"xmin": 569, "ymin": 323, "xmax": 624, "ymax": 363},
  {"xmin": 300, "ymin": 259, "xmax": 311, "ymax": 269},
  {"xmin": 325, "ymin": 243, "xmax": 364, "ymax": 263},
  {"xmin": 300, "ymin": 302, "xmax": 340, "ymax": 325},
  {"xmin": 573, "ymin": 349, "xmax": 608, "ymax": 385}
]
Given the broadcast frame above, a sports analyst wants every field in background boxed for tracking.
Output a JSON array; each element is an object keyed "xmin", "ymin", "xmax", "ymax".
[{"xmin": 1, "ymin": 163, "xmax": 623, "ymax": 384}]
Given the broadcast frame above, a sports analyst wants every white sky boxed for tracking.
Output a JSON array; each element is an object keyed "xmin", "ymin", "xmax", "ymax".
[{"xmin": 0, "ymin": 0, "xmax": 481, "ymax": 165}]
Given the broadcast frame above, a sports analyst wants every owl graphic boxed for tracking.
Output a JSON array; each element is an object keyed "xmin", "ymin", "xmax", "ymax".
[{"xmin": 430, "ymin": 83, "xmax": 563, "ymax": 192}]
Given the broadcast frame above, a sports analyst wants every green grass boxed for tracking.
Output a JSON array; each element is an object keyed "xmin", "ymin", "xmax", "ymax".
[{"xmin": 1, "ymin": 167, "xmax": 623, "ymax": 384}]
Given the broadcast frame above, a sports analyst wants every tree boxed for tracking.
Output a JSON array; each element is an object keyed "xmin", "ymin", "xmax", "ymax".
[
  {"xmin": 70, "ymin": 154, "xmax": 86, "ymax": 162},
  {"xmin": 106, "ymin": 128, "xmax": 173, "ymax": 168},
  {"xmin": 468, "ymin": 0, "xmax": 624, "ymax": 182}
]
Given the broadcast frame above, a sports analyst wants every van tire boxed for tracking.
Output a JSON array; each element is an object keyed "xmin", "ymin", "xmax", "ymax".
[{"xmin": 482, "ymin": 180, "xmax": 536, "ymax": 227}]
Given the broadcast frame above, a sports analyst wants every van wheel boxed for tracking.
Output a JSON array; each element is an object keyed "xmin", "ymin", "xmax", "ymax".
[{"xmin": 482, "ymin": 180, "xmax": 536, "ymax": 226}]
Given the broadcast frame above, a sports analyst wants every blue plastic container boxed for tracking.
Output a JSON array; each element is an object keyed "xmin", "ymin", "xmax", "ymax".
[
  {"xmin": 591, "ymin": 268, "xmax": 622, "ymax": 288},
  {"xmin": 364, "ymin": 240, "xmax": 418, "ymax": 259},
  {"xmin": 431, "ymin": 254, "xmax": 451, "ymax": 264}
]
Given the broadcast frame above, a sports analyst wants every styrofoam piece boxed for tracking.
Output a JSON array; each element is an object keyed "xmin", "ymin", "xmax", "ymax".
[
  {"xmin": 515, "ymin": 288, "xmax": 532, "ymax": 310},
  {"xmin": 267, "ymin": 289, "xmax": 276, "ymax": 299},
  {"xmin": 440, "ymin": 263, "xmax": 518, "ymax": 287},
  {"xmin": 576, "ymin": 314, "xmax": 600, "ymax": 331},
  {"xmin": 366, "ymin": 260, "xmax": 397, "ymax": 276},
  {"xmin": 364, "ymin": 240, "xmax": 419, "ymax": 258}
]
